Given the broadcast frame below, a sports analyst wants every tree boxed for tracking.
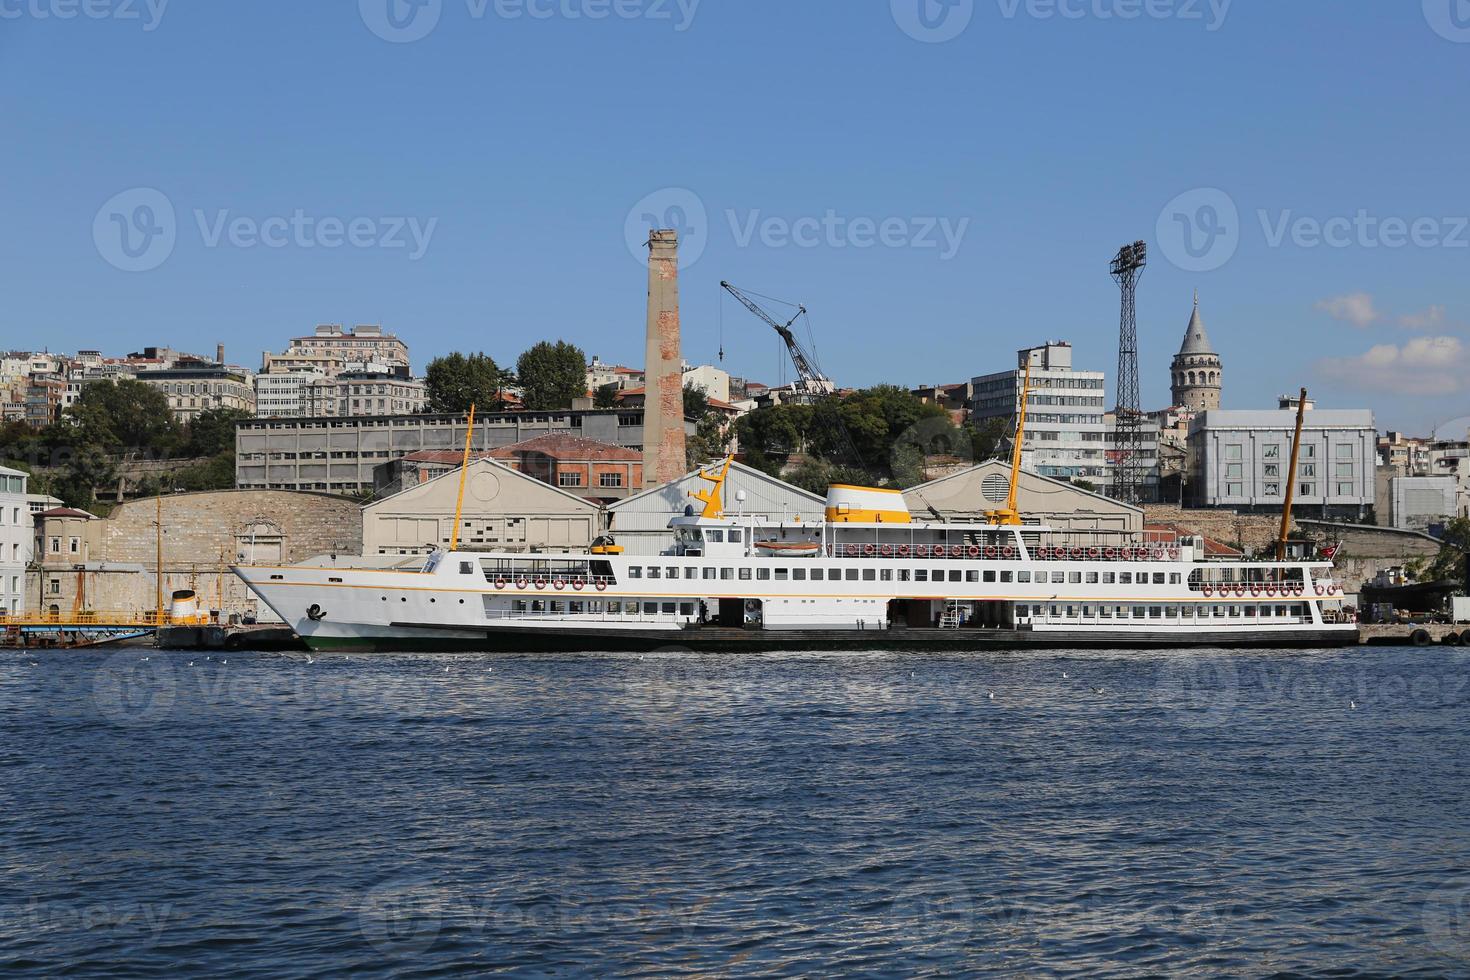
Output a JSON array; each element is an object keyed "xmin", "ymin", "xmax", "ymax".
[
  {"xmin": 593, "ymin": 383, "xmax": 620, "ymax": 409},
  {"xmin": 683, "ymin": 382, "xmax": 710, "ymax": 420},
  {"xmin": 183, "ymin": 408, "xmax": 253, "ymax": 458},
  {"xmin": 425, "ymin": 352, "xmax": 511, "ymax": 414},
  {"xmin": 686, "ymin": 410, "xmax": 733, "ymax": 470},
  {"xmin": 65, "ymin": 380, "xmax": 179, "ymax": 453},
  {"xmin": 516, "ymin": 341, "xmax": 587, "ymax": 411},
  {"xmin": 1408, "ymin": 517, "xmax": 1470, "ymax": 588}
]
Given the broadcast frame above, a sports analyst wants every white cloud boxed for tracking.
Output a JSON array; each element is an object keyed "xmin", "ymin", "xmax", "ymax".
[
  {"xmin": 1318, "ymin": 335, "xmax": 1466, "ymax": 396},
  {"xmin": 1398, "ymin": 305, "xmax": 1447, "ymax": 330},
  {"xmin": 1315, "ymin": 292, "xmax": 1381, "ymax": 328}
]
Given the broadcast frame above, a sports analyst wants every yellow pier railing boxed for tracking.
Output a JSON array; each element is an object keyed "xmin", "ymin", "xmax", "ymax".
[{"xmin": 0, "ymin": 610, "xmax": 212, "ymax": 629}]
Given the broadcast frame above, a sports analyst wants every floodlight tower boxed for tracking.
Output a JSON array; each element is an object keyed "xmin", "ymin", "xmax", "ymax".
[{"xmin": 1110, "ymin": 240, "xmax": 1148, "ymax": 506}]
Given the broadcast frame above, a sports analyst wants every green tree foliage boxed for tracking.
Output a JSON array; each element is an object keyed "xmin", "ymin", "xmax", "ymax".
[
  {"xmin": 1408, "ymin": 517, "xmax": 1470, "ymax": 587},
  {"xmin": 593, "ymin": 383, "xmax": 620, "ymax": 409},
  {"xmin": 686, "ymin": 411, "xmax": 734, "ymax": 471},
  {"xmin": 48, "ymin": 447, "xmax": 119, "ymax": 511},
  {"xmin": 183, "ymin": 408, "xmax": 253, "ymax": 458},
  {"xmin": 734, "ymin": 403, "xmax": 811, "ymax": 478},
  {"xmin": 516, "ymin": 341, "xmax": 587, "ymax": 411},
  {"xmin": 683, "ymin": 382, "xmax": 710, "ymax": 420},
  {"xmin": 425, "ymin": 352, "xmax": 515, "ymax": 414},
  {"xmin": 65, "ymin": 380, "xmax": 179, "ymax": 452},
  {"xmin": 172, "ymin": 453, "xmax": 238, "ymax": 492}
]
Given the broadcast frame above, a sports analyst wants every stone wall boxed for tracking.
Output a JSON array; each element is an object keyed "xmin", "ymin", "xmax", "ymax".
[
  {"xmin": 29, "ymin": 491, "xmax": 361, "ymax": 622},
  {"xmin": 1144, "ymin": 504, "xmax": 1280, "ymax": 553}
]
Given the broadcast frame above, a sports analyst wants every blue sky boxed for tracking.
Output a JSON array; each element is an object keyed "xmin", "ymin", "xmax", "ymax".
[{"xmin": 2, "ymin": 1, "xmax": 1468, "ymax": 432}]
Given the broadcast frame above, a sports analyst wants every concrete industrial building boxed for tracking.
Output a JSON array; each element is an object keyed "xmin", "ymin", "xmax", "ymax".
[
  {"xmin": 29, "ymin": 491, "xmax": 360, "ymax": 622},
  {"xmin": 1169, "ymin": 294, "xmax": 1224, "ymax": 413},
  {"xmin": 361, "ymin": 458, "xmax": 602, "ymax": 558},
  {"xmin": 1389, "ymin": 476, "xmax": 1457, "ymax": 532},
  {"xmin": 0, "ymin": 467, "xmax": 29, "ymax": 615},
  {"xmin": 904, "ymin": 460, "xmax": 1144, "ymax": 535},
  {"xmin": 237, "ymin": 409, "xmax": 651, "ymax": 494},
  {"xmin": 971, "ymin": 342, "xmax": 1108, "ymax": 483},
  {"xmin": 1187, "ymin": 406, "xmax": 1377, "ymax": 518}
]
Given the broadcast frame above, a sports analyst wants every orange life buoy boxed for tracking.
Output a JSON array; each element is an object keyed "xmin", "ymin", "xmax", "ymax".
[
  {"xmin": 495, "ymin": 578, "xmax": 507, "ymax": 590},
  {"xmin": 516, "ymin": 578, "xmax": 528, "ymax": 590},
  {"xmin": 863, "ymin": 543, "xmax": 876, "ymax": 557},
  {"xmin": 881, "ymin": 544, "xmax": 894, "ymax": 557},
  {"xmin": 968, "ymin": 545, "xmax": 980, "ymax": 559},
  {"xmin": 899, "ymin": 545, "xmax": 910, "ymax": 557},
  {"xmin": 596, "ymin": 581, "xmax": 607, "ymax": 592},
  {"xmin": 554, "ymin": 579, "xmax": 566, "ymax": 591},
  {"xmin": 1003, "ymin": 546, "xmax": 1015, "ymax": 559},
  {"xmin": 572, "ymin": 579, "xmax": 584, "ymax": 591},
  {"xmin": 534, "ymin": 578, "xmax": 546, "ymax": 590},
  {"xmin": 985, "ymin": 546, "xmax": 997, "ymax": 559}
]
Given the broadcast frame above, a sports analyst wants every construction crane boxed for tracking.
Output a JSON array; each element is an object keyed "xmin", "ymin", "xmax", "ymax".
[
  {"xmin": 720, "ymin": 282, "xmax": 836, "ymax": 402},
  {"xmin": 719, "ymin": 280, "xmax": 861, "ymax": 467}
]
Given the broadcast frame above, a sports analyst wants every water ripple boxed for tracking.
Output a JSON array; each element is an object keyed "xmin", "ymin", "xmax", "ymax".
[{"xmin": 1, "ymin": 646, "xmax": 1468, "ymax": 975}]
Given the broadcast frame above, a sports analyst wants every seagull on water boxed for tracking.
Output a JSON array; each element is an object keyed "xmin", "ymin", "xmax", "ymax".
[
  {"xmin": 1092, "ymin": 687, "xmax": 1106, "ymax": 695},
  {"xmin": 987, "ymin": 690, "xmax": 995, "ymax": 700},
  {"xmin": 1350, "ymin": 700, "xmax": 1357, "ymax": 710},
  {"xmin": 1062, "ymin": 672, "xmax": 1069, "ymax": 679}
]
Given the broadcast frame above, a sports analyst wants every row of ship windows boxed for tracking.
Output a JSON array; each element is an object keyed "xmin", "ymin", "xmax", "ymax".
[
  {"xmin": 1028, "ymin": 604, "xmax": 1308, "ymax": 620},
  {"xmin": 511, "ymin": 599, "xmax": 694, "ymax": 616},
  {"xmin": 628, "ymin": 566, "xmax": 1185, "ymax": 585}
]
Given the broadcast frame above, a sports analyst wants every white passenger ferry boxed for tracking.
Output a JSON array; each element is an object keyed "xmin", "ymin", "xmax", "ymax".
[{"xmin": 234, "ymin": 457, "xmax": 1358, "ymax": 653}]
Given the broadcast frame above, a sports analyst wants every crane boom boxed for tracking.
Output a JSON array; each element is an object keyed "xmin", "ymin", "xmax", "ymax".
[{"xmin": 720, "ymin": 281, "xmax": 834, "ymax": 398}]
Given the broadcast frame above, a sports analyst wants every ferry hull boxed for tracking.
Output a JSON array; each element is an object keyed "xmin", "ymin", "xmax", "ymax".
[{"xmin": 298, "ymin": 623, "xmax": 1360, "ymax": 654}]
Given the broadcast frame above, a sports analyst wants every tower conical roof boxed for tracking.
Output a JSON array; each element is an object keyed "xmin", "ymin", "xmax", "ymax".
[{"xmin": 1178, "ymin": 291, "xmax": 1215, "ymax": 356}]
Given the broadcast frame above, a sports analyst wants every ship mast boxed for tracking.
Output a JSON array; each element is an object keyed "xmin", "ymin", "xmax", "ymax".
[
  {"xmin": 449, "ymin": 404, "xmax": 477, "ymax": 552},
  {"xmin": 1276, "ymin": 388, "xmax": 1308, "ymax": 561},
  {"xmin": 986, "ymin": 360, "xmax": 1032, "ymax": 526}
]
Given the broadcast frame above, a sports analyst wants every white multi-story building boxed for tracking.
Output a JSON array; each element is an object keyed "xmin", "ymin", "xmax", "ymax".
[
  {"xmin": 254, "ymin": 369, "xmax": 327, "ymax": 419},
  {"xmin": 0, "ymin": 466, "xmax": 30, "ymax": 616},
  {"xmin": 302, "ymin": 371, "xmax": 427, "ymax": 418},
  {"xmin": 1188, "ymin": 406, "xmax": 1377, "ymax": 518},
  {"xmin": 971, "ymin": 342, "xmax": 1108, "ymax": 482},
  {"xmin": 264, "ymin": 325, "xmax": 410, "ymax": 379}
]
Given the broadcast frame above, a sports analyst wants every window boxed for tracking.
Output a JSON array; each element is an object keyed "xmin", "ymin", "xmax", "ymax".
[
  {"xmin": 599, "ymin": 472, "xmax": 623, "ymax": 488},
  {"xmin": 863, "ymin": 569, "xmax": 877, "ymax": 581},
  {"xmin": 1226, "ymin": 483, "xmax": 1243, "ymax": 497},
  {"xmin": 773, "ymin": 569, "xmax": 787, "ymax": 581},
  {"xmin": 811, "ymin": 569, "xmax": 823, "ymax": 581},
  {"xmin": 846, "ymin": 569, "xmax": 859, "ymax": 581},
  {"xmin": 1264, "ymin": 483, "xmax": 1280, "ymax": 497},
  {"xmin": 720, "ymin": 568, "xmax": 733, "ymax": 580},
  {"xmin": 793, "ymin": 569, "xmax": 806, "ymax": 581},
  {"xmin": 628, "ymin": 567, "xmax": 642, "ymax": 579},
  {"xmin": 1300, "ymin": 463, "xmax": 1316, "ymax": 478},
  {"xmin": 729, "ymin": 530, "xmax": 743, "ymax": 543},
  {"xmin": 647, "ymin": 567, "xmax": 661, "ymax": 579},
  {"xmin": 1335, "ymin": 462, "xmax": 1353, "ymax": 478},
  {"xmin": 1153, "ymin": 573, "xmax": 1166, "ymax": 585},
  {"xmin": 703, "ymin": 568, "xmax": 717, "ymax": 580},
  {"xmin": 706, "ymin": 530, "xmax": 724, "ymax": 543},
  {"xmin": 1301, "ymin": 483, "xmax": 1315, "ymax": 496},
  {"xmin": 1303, "ymin": 444, "xmax": 1316, "ymax": 458},
  {"xmin": 1226, "ymin": 463, "xmax": 1243, "ymax": 479},
  {"xmin": 983, "ymin": 570, "xmax": 996, "ymax": 583},
  {"xmin": 1264, "ymin": 464, "xmax": 1279, "ymax": 478},
  {"xmin": 1337, "ymin": 482, "xmax": 1354, "ymax": 497},
  {"xmin": 738, "ymin": 568, "xmax": 751, "ymax": 580},
  {"xmin": 1263, "ymin": 444, "xmax": 1280, "ymax": 459},
  {"xmin": 1225, "ymin": 444, "xmax": 1243, "ymax": 460},
  {"xmin": 49, "ymin": 537, "xmax": 59, "ymax": 553},
  {"xmin": 1337, "ymin": 443, "xmax": 1353, "ymax": 459},
  {"xmin": 1018, "ymin": 571, "xmax": 1031, "ymax": 583},
  {"xmin": 558, "ymin": 472, "xmax": 583, "ymax": 487}
]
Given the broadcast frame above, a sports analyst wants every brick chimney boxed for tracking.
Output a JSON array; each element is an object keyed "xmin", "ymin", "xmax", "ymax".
[{"xmin": 642, "ymin": 229, "xmax": 686, "ymax": 487}]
